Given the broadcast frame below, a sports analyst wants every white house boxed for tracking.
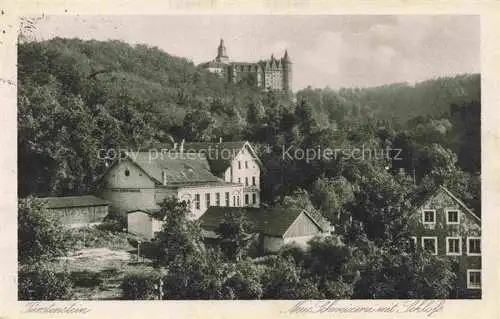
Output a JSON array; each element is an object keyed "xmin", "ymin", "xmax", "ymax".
[
  {"xmin": 98, "ymin": 141, "xmax": 263, "ymax": 228},
  {"xmin": 184, "ymin": 141, "xmax": 262, "ymax": 208}
]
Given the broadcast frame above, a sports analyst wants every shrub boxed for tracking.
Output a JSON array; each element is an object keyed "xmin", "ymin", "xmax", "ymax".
[
  {"xmin": 71, "ymin": 270, "xmax": 103, "ymax": 288},
  {"xmin": 97, "ymin": 211, "xmax": 127, "ymax": 233},
  {"xmin": 18, "ymin": 264, "xmax": 73, "ymax": 300},
  {"xmin": 121, "ymin": 272, "xmax": 161, "ymax": 300}
]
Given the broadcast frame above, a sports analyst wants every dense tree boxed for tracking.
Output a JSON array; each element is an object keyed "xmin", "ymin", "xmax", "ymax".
[
  {"xmin": 18, "ymin": 38, "xmax": 481, "ymax": 300},
  {"xmin": 260, "ymin": 255, "xmax": 323, "ymax": 299},
  {"xmin": 18, "ymin": 263, "xmax": 73, "ymax": 300},
  {"xmin": 215, "ymin": 210, "xmax": 255, "ymax": 261},
  {"xmin": 18, "ymin": 197, "xmax": 72, "ymax": 264},
  {"xmin": 152, "ymin": 198, "xmax": 204, "ymax": 266}
]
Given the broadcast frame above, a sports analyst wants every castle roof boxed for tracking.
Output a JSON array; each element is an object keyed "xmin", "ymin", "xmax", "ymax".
[{"xmin": 283, "ymin": 49, "xmax": 290, "ymax": 61}]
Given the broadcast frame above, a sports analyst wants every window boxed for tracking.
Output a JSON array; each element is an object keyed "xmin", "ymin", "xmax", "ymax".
[
  {"xmin": 194, "ymin": 194, "xmax": 200, "ymax": 210},
  {"xmin": 422, "ymin": 209, "xmax": 436, "ymax": 224},
  {"xmin": 245, "ymin": 161, "xmax": 248, "ymax": 169},
  {"xmin": 187, "ymin": 200, "xmax": 192, "ymax": 210},
  {"xmin": 446, "ymin": 237, "xmax": 462, "ymax": 255},
  {"xmin": 467, "ymin": 237, "xmax": 481, "ymax": 255},
  {"xmin": 252, "ymin": 176, "xmax": 256, "ymax": 186},
  {"xmin": 238, "ymin": 161, "xmax": 241, "ymax": 169},
  {"xmin": 216, "ymin": 193, "xmax": 220, "ymax": 206},
  {"xmin": 421, "ymin": 237, "xmax": 438, "ymax": 255},
  {"xmin": 252, "ymin": 193, "xmax": 257, "ymax": 205},
  {"xmin": 205, "ymin": 193, "xmax": 211, "ymax": 208},
  {"xmin": 245, "ymin": 194, "xmax": 249, "ymax": 205},
  {"xmin": 233, "ymin": 196, "xmax": 236, "ymax": 207},
  {"xmin": 467, "ymin": 270, "xmax": 481, "ymax": 289},
  {"xmin": 245, "ymin": 177, "xmax": 249, "ymax": 186},
  {"xmin": 225, "ymin": 192, "xmax": 230, "ymax": 206},
  {"xmin": 238, "ymin": 178, "xmax": 241, "ymax": 184},
  {"xmin": 237, "ymin": 196, "xmax": 240, "ymax": 206},
  {"xmin": 124, "ymin": 169, "xmax": 130, "ymax": 177},
  {"xmin": 446, "ymin": 209, "xmax": 459, "ymax": 224}
]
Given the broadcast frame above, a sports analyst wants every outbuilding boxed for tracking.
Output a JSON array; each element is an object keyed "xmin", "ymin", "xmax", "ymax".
[
  {"xmin": 41, "ymin": 195, "xmax": 109, "ymax": 228},
  {"xmin": 200, "ymin": 206, "xmax": 330, "ymax": 253},
  {"xmin": 126, "ymin": 209, "xmax": 164, "ymax": 240}
]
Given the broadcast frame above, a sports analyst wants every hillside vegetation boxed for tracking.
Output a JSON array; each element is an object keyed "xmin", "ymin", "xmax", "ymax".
[
  {"xmin": 18, "ymin": 38, "xmax": 481, "ymax": 300},
  {"xmin": 18, "ymin": 38, "xmax": 480, "ymax": 215}
]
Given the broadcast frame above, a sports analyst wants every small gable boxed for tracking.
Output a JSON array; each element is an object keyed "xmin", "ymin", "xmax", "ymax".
[{"xmin": 283, "ymin": 211, "xmax": 323, "ymax": 238}]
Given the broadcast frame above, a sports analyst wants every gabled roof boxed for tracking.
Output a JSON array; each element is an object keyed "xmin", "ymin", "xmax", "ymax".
[
  {"xmin": 199, "ymin": 206, "xmax": 325, "ymax": 237},
  {"xmin": 41, "ymin": 195, "xmax": 109, "ymax": 209},
  {"xmin": 415, "ymin": 185, "xmax": 480, "ymax": 223},
  {"xmin": 125, "ymin": 208, "xmax": 161, "ymax": 216},
  {"xmin": 439, "ymin": 186, "xmax": 481, "ymax": 222},
  {"xmin": 125, "ymin": 151, "xmax": 225, "ymax": 186},
  {"xmin": 183, "ymin": 141, "xmax": 262, "ymax": 176}
]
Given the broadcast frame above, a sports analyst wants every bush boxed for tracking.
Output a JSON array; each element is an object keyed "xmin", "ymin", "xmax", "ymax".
[
  {"xmin": 71, "ymin": 270, "xmax": 103, "ymax": 288},
  {"xmin": 97, "ymin": 211, "xmax": 127, "ymax": 233},
  {"xmin": 121, "ymin": 272, "xmax": 161, "ymax": 300},
  {"xmin": 18, "ymin": 264, "xmax": 73, "ymax": 300}
]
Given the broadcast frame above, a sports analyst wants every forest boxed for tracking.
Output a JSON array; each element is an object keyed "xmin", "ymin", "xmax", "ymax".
[{"xmin": 18, "ymin": 38, "xmax": 481, "ymax": 300}]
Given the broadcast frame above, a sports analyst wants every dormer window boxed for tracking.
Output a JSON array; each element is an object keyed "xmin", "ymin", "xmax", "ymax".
[
  {"xmin": 422, "ymin": 209, "xmax": 436, "ymax": 224},
  {"xmin": 238, "ymin": 161, "xmax": 242, "ymax": 169},
  {"xmin": 245, "ymin": 161, "xmax": 248, "ymax": 169}
]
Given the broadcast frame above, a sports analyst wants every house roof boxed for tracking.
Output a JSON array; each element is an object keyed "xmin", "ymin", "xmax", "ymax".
[
  {"xmin": 125, "ymin": 208, "xmax": 161, "ymax": 216},
  {"xmin": 183, "ymin": 141, "xmax": 262, "ymax": 176},
  {"xmin": 199, "ymin": 206, "xmax": 325, "ymax": 237},
  {"xmin": 439, "ymin": 186, "xmax": 481, "ymax": 222},
  {"xmin": 41, "ymin": 195, "xmax": 109, "ymax": 209},
  {"xmin": 125, "ymin": 151, "xmax": 227, "ymax": 186},
  {"xmin": 415, "ymin": 185, "xmax": 480, "ymax": 223}
]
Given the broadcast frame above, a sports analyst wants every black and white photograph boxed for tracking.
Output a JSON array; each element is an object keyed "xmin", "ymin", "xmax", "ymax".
[{"xmin": 14, "ymin": 14, "xmax": 482, "ymax": 303}]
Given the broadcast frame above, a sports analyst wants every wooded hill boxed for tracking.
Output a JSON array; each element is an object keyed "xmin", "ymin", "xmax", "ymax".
[{"xmin": 18, "ymin": 38, "xmax": 480, "ymax": 214}]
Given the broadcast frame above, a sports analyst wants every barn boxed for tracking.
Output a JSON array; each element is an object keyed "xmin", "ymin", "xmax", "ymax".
[
  {"xmin": 41, "ymin": 195, "xmax": 110, "ymax": 228},
  {"xmin": 126, "ymin": 209, "xmax": 164, "ymax": 240},
  {"xmin": 199, "ymin": 206, "xmax": 330, "ymax": 253}
]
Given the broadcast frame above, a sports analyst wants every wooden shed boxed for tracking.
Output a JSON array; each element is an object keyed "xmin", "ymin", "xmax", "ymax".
[
  {"xmin": 200, "ymin": 206, "xmax": 329, "ymax": 253},
  {"xmin": 41, "ymin": 195, "xmax": 109, "ymax": 228},
  {"xmin": 127, "ymin": 209, "xmax": 164, "ymax": 240}
]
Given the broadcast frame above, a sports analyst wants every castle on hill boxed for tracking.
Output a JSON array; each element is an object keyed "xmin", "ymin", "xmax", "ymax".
[{"xmin": 200, "ymin": 39, "xmax": 292, "ymax": 92}]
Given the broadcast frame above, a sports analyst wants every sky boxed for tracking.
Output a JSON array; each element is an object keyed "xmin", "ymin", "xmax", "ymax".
[{"xmin": 31, "ymin": 15, "xmax": 480, "ymax": 90}]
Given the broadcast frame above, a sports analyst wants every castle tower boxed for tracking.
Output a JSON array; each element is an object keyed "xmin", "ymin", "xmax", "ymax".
[
  {"xmin": 216, "ymin": 38, "xmax": 229, "ymax": 64},
  {"xmin": 282, "ymin": 50, "xmax": 292, "ymax": 92}
]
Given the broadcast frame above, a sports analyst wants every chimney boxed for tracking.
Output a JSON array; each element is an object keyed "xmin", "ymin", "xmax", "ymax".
[
  {"xmin": 180, "ymin": 139, "xmax": 185, "ymax": 153},
  {"xmin": 162, "ymin": 169, "xmax": 167, "ymax": 185}
]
